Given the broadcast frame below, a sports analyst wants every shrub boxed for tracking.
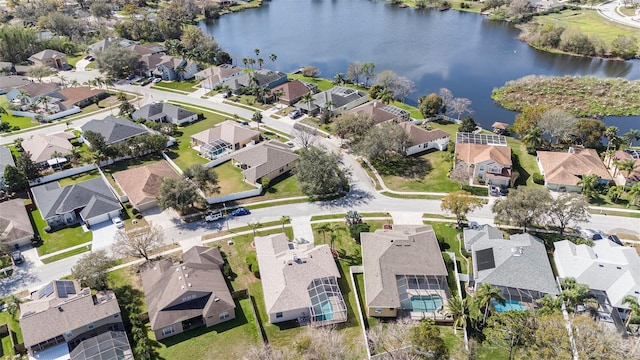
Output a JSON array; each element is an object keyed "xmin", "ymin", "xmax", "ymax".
[
  {"xmin": 532, "ymin": 173, "xmax": 545, "ymax": 185},
  {"xmin": 135, "ymin": 213, "xmax": 143, "ymax": 219},
  {"xmin": 131, "ymin": 208, "xmax": 139, "ymax": 215},
  {"xmin": 125, "ymin": 203, "xmax": 132, "ymax": 209},
  {"xmin": 349, "ymin": 223, "xmax": 370, "ymax": 244},
  {"xmin": 43, "ymin": 225, "xmax": 52, "ymax": 233},
  {"xmin": 246, "ymin": 253, "xmax": 260, "ymax": 278}
]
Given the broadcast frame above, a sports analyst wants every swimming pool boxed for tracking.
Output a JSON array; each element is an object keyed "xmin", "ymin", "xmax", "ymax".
[
  {"xmin": 411, "ymin": 295, "xmax": 443, "ymax": 312},
  {"xmin": 314, "ymin": 300, "xmax": 334, "ymax": 321},
  {"xmin": 492, "ymin": 299, "xmax": 528, "ymax": 312}
]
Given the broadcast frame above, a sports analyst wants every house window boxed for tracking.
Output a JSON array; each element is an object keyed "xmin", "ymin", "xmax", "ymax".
[
  {"xmin": 161, "ymin": 326, "xmax": 174, "ymax": 336},
  {"xmin": 279, "ymin": 168, "xmax": 284, "ymax": 173},
  {"xmin": 374, "ymin": 308, "xmax": 382, "ymax": 314},
  {"xmin": 65, "ymin": 331, "xmax": 73, "ymax": 338},
  {"xmin": 276, "ymin": 312, "xmax": 283, "ymax": 319},
  {"xmin": 219, "ymin": 312, "xmax": 229, "ymax": 320},
  {"xmin": 182, "ymin": 294, "xmax": 196, "ymax": 302},
  {"xmin": 87, "ymin": 323, "xmax": 94, "ymax": 330},
  {"xmin": 478, "ymin": 166, "xmax": 484, "ymax": 172}
]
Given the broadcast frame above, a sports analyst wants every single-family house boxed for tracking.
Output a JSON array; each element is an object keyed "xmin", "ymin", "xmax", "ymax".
[
  {"xmin": 129, "ymin": 43, "xmax": 167, "ymax": 56},
  {"xmin": 222, "ymin": 69, "xmax": 288, "ymax": 93},
  {"xmin": 455, "ymin": 132, "xmax": 512, "ymax": 187},
  {"xmin": 20, "ymin": 133, "xmax": 74, "ymax": 167},
  {"xmin": 81, "ymin": 116, "xmax": 149, "ymax": 146},
  {"xmin": 231, "ymin": 140, "xmax": 299, "ymax": 185},
  {"xmin": 398, "ymin": 122, "xmax": 450, "ymax": 155},
  {"xmin": 0, "ymin": 62, "xmax": 16, "ymax": 74},
  {"xmin": 5, "ymin": 82, "xmax": 59, "ymax": 105},
  {"xmin": 0, "ymin": 145, "xmax": 15, "ymax": 187},
  {"xmin": 269, "ymin": 80, "xmax": 312, "ymax": 106},
  {"xmin": 255, "ymin": 233, "xmax": 348, "ymax": 326},
  {"xmin": 0, "ymin": 75, "xmax": 30, "ymax": 93},
  {"xmin": 295, "ymin": 86, "xmax": 369, "ymax": 116},
  {"xmin": 31, "ymin": 177, "xmax": 122, "ymax": 227},
  {"xmin": 191, "ymin": 120, "xmax": 260, "ymax": 159},
  {"xmin": 87, "ymin": 37, "xmax": 137, "ymax": 56},
  {"xmin": 468, "ymin": 227, "xmax": 559, "ymax": 306},
  {"xmin": 0, "ymin": 198, "xmax": 35, "ymax": 248},
  {"xmin": 554, "ymin": 238, "xmax": 640, "ymax": 327},
  {"xmin": 195, "ymin": 64, "xmax": 244, "ymax": 90},
  {"xmin": 19, "ymin": 280, "xmax": 130, "ymax": 358},
  {"xmin": 608, "ymin": 149, "xmax": 640, "ymax": 187},
  {"xmin": 140, "ymin": 246, "xmax": 236, "ymax": 340},
  {"xmin": 50, "ymin": 86, "xmax": 107, "ymax": 110},
  {"xmin": 113, "ymin": 161, "xmax": 180, "ymax": 211},
  {"xmin": 28, "ymin": 49, "xmax": 69, "ymax": 70},
  {"xmin": 132, "ymin": 102, "xmax": 198, "ymax": 125},
  {"xmin": 141, "ymin": 53, "xmax": 199, "ymax": 81},
  {"xmin": 462, "ymin": 223, "xmax": 505, "ymax": 252},
  {"xmin": 536, "ymin": 147, "xmax": 612, "ymax": 192},
  {"xmin": 346, "ymin": 101, "xmax": 410, "ymax": 125},
  {"xmin": 361, "ymin": 225, "xmax": 450, "ymax": 320}
]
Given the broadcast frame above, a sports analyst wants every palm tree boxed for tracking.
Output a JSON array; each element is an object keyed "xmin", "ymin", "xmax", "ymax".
[
  {"xmin": 604, "ymin": 149, "xmax": 616, "ymax": 168},
  {"xmin": 328, "ymin": 223, "xmax": 342, "ymax": 250},
  {"xmin": 605, "ymin": 126, "xmax": 618, "ymax": 152},
  {"xmin": 38, "ymin": 95, "xmax": 53, "ymax": 114},
  {"xmin": 577, "ymin": 173, "xmax": 599, "ymax": 198},
  {"xmin": 475, "ymin": 283, "xmax": 505, "ymax": 325},
  {"xmin": 614, "ymin": 159, "xmax": 639, "ymax": 188},
  {"xmin": 242, "ymin": 57, "xmax": 249, "ymax": 68},
  {"xmin": 379, "ymin": 89, "xmax": 394, "ymax": 105},
  {"xmin": 69, "ymin": 79, "xmax": 80, "ymax": 87},
  {"xmin": 248, "ymin": 221, "xmax": 263, "ymax": 237},
  {"xmin": 257, "ymin": 57, "xmax": 264, "ymax": 69},
  {"xmin": 16, "ymin": 90, "xmax": 30, "ymax": 109},
  {"xmin": 51, "ymin": 150, "xmax": 64, "ymax": 169},
  {"xmin": 623, "ymin": 129, "xmax": 640, "ymax": 147},
  {"xmin": 247, "ymin": 58, "xmax": 256, "ymax": 70},
  {"xmin": 317, "ymin": 223, "xmax": 331, "ymax": 244},
  {"xmin": 272, "ymin": 89, "xmax": 284, "ymax": 104},
  {"xmin": 175, "ymin": 64, "xmax": 186, "ymax": 81},
  {"xmin": 269, "ymin": 53, "xmax": 277, "ymax": 68},
  {"xmin": 559, "ymin": 277, "xmax": 590, "ymax": 313},
  {"xmin": 628, "ymin": 183, "xmax": 640, "ymax": 206},
  {"xmin": 607, "ymin": 185, "xmax": 624, "ymax": 203},
  {"xmin": 522, "ymin": 127, "xmax": 544, "ymax": 153},
  {"xmin": 535, "ymin": 294, "xmax": 562, "ymax": 316},
  {"xmin": 254, "ymin": 48, "xmax": 260, "ymax": 58},
  {"xmin": 302, "ymin": 92, "xmax": 314, "ymax": 114},
  {"xmin": 622, "ymin": 295, "xmax": 640, "ymax": 327},
  {"xmin": 447, "ymin": 296, "xmax": 478, "ymax": 336},
  {"xmin": 333, "ymin": 72, "xmax": 345, "ymax": 85},
  {"xmin": 57, "ymin": 74, "xmax": 67, "ymax": 88},
  {"xmin": 280, "ymin": 216, "xmax": 290, "ymax": 232}
]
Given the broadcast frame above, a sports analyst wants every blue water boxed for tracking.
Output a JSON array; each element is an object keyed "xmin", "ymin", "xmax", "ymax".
[
  {"xmin": 315, "ymin": 301, "xmax": 334, "ymax": 321},
  {"xmin": 411, "ymin": 295, "xmax": 443, "ymax": 312},
  {"xmin": 492, "ymin": 299, "xmax": 528, "ymax": 312}
]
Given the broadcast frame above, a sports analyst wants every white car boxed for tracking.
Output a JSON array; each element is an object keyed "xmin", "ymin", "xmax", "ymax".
[
  {"xmin": 205, "ymin": 212, "xmax": 223, "ymax": 222},
  {"xmin": 112, "ymin": 217, "xmax": 124, "ymax": 228}
]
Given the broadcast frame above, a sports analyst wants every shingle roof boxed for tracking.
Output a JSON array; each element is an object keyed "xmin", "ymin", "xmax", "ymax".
[
  {"xmin": 52, "ymin": 87, "xmax": 105, "ymax": 109},
  {"xmin": 455, "ymin": 142, "xmax": 512, "ymax": 166},
  {"xmin": 230, "ymin": 141, "xmax": 298, "ymax": 184},
  {"xmin": 361, "ymin": 225, "xmax": 447, "ymax": 308},
  {"xmin": 398, "ymin": 122, "xmax": 450, "ymax": 146},
  {"xmin": 81, "ymin": 116, "xmax": 148, "ymax": 145},
  {"xmin": 0, "ymin": 75, "xmax": 29, "ymax": 89},
  {"xmin": 0, "ymin": 198, "xmax": 34, "ymax": 242},
  {"xmin": 20, "ymin": 280, "xmax": 122, "ymax": 348},
  {"xmin": 29, "ymin": 49, "xmax": 66, "ymax": 61},
  {"xmin": 233, "ymin": 69, "xmax": 287, "ymax": 88},
  {"xmin": 112, "ymin": 161, "xmax": 180, "ymax": 208},
  {"xmin": 346, "ymin": 101, "xmax": 409, "ymax": 125},
  {"xmin": 195, "ymin": 64, "xmax": 243, "ymax": 82},
  {"xmin": 132, "ymin": 103, "xmax": 196, "ymax": 122},
  {"xmin": 313, "ymin": 86, "xmax": 368, "ymax": 109},
  {"xmin": 270, "ymin": 80, "xmax": 310, "ymax": 103},
  {"xmin": 472, "ymin": 233, "xmax": 559, "ymax": 295},
  {"xmin": 492, "ymin": 122, "xmax": 509, "ymax": 130},
  {"xmin": 191, "ymin": 120, "xmax": 259, "ymax": 145},
  {"xmin": 462, "ymin": 224, "xmax": 504, "ymax": 252},
  {"xmin": 537, "ymin": 147, "xmax": 612, "ymax": 186},
  {"xmin": 31, "ymin": 177, "xmax": 121, "ymax": 221},
  {"xmin": 140, "ymin": 246, "xmax": 235, "ymax": 331},
  {"xmin": 611, "ymin": 150, "xmax": 640, "ymax": 183},
  {"xmin": 21, "ymin": 133, "xmax": 73, "ymax": 163},
  {"xmin": 255, "ymin": 233, "xmax": 341, "ymax": 314},
  {"xmin": 14, "ymin": 82, "xmax": 59, "ymax": 98},
  {"xmin": 0, "ymin": 145, "xmax": 15, "ymax": 177}
]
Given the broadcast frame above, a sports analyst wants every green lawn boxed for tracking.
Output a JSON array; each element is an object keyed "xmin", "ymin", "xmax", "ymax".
[
  {"xmin": 30, "ymin": 209, "xmax": 93, "ymax": 256},
  {"xmin": 41, "ymin": 246, "xmax": 91, "ymax": 264},
  {"xmin": 249, "ymin": 173, "xmax": 304, "ymax": 201},
  {"xmin": 424, "ymin": 221, "xmax": 469, "ymax": 274},
  {"xmin": 214, "ymin": 161, "xmax": 257, "ymax": 195},
  {"xmin": 152, "ymin": 79, "xmax": 200, "ymax": 92},
  {"xmin": 533, "ymin": 9, "xmax": 640, "ymax": 44},
  {"xmin": 0, "ymin": 310, "xmax": 22, "ymax": 358},
  {"xmin": 57, "ymin": 169, "xmax": 101, "ymax": 187},
  {"xmin": 376, "ymin": 149, "xmax": 460, "ymax": 193},
  {"xmin": 288, "ymin": 74, "xmax": 335, "ymax": 91},
  {"xmin": 506, "ymin": 136, "xmax": 544, "ymax": 187}
]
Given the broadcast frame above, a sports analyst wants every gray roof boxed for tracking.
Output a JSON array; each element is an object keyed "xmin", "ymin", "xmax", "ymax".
[
  {"xmin": 0, "ymin": 198, "xmax": 34, "ymax": 242},
  {"xmin": 0, "ymin": 145, "xmax": 15, "ymax": 177},
  {"xmin": 232, "ymin": 69, "xmax": 287, "ymax": 89},
  {"xmin": 463, "ymin": 224, "xmax": 504, "ymax": 252},
  {"xmin": 361, "ymin": 225, "xmax": 448, "ymax": 308},
  {"xmin": 132, "ymin": 103, "xmax": 196, "ymax": 122},
  {"xmin": 81, "ymin": 116, "xmax": 148, "ymax": 145},
  {"xmin": 230, "ymin": 141, "xmax": 299, "ymax": 184},
  {"xmin": 0, "ymin": 75, "xmax": 29, "ymax": 90},
  {"xmin": 31, "ymin": 177, "xmax": 121, "ymax": 221},
  {"xmin": 313, "ymin": 86, "xmax": 368, "ymax": 109},
  {"xmin": 472, "ymin": 233, "xmax": 559, "ymax": 295},
  {"xmin": 140, "ymin": 246, "xmax": 235, "ymax": 331}
]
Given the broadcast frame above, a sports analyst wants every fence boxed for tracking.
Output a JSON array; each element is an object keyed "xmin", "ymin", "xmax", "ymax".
[
  {"xmin": 348, "ymin": 266, "xmax": 373, "ymax": 359},
  {"xmin": 96, "ymin": 166, "xmax": 128, "ymax": 203},
  {"xmin": 203, "ymin": 153, "xmax": 233, "ymax": 169},
  {"xmin": 12, "ymin": 106, "xmax": 81, "ymax": 121},
  {"xmin": 205, "ymin": 186, "xmax": 263, "ymax": 204},
  {"xmin": 161, "ymin": 151, "xmax": 184, "ymax": 175},
  {"xmin": 28, "ymin": 164, "xmax": 97, "ymax": 186}
]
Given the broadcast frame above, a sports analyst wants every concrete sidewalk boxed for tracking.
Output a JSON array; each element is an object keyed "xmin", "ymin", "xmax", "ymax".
[{"xmin": 290, "ymin": 216, "xmax": 315, "ymax": 244}]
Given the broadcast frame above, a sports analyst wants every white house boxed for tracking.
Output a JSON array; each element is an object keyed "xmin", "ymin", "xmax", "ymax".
[
  {"xmin": 398, "ymin": 122, "xmax": 450, "ymax": 155},
  {"xmin": 132, "ymin": 103, "xmax": 198, "ymax": 125}
]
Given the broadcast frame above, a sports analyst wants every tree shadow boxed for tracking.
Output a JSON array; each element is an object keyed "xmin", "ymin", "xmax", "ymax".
[{"xmin": 372, "ymin": 155, "xmax": 432, "ymax": 179}]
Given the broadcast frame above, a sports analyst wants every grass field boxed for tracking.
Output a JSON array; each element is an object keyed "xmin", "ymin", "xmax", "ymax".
[
  {"xmin": 532, "ymin": 9, "xmax": 640, "ymax": 44},
  {"xmin": 376, "ymin": 149, "xmax": 460, "ymax": 193},
  {"xmin": 41, "ymin": 246, "xmax": 91, "ymax": 264},
  {"xmin": 0, "ymin": 310, "xmax": 22, "ymax": 357},
  {"xmin": 506, "ymin": 136, "xmax": 542, "ymax": 187},
  {"xmin": 288, "ymin": 74, "xmax": 335, "ymax": 91},
  {"xmin": 215, "ymin": 161, "xmax": 257, "ymax": 194},
  {"xmin": 57, "ymin": 169, "xmax": 101, "ymax": 187},
  {"xmin": 31, "ymin": 209, "xmax": 93, "ymax": 256},
  {"xmin": 152, "ymin": 79, "xmax": 200, "ymax": 93}
]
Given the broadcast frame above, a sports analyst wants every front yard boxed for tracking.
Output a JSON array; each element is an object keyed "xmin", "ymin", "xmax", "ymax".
[
  {"xmin": 151, "ymin": 80, "xmax": 200, "ymax": 93},
  {"xmin": 30, "ymin": 209, "xmax": 93, "ymax": 256}
]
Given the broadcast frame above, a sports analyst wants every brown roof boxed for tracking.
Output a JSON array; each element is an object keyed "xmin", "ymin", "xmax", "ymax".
[
  {"xmin": 0, "ymin": 198, "xmax": 34, "ymax": 242},
  {"xmin": 346, "ymin": 101, "xmax": 409, "ymax": 125},
  {"xmin": 612, "ymin": 150, "xmax": 640, "ymax": 183},
  {"xmin": 112, "ymin": 161, "xmax": 180, "ymax": 208},
  {"xmin": 20, "ymin": 280, "xmax": 122, "ymax": 348},
  {"xmin": 537, "ymin": 147, "xmax": 612, "ymax": 186},
  {"xmin": 398, "ymin": 122, "xmax": 450, "ymax": 146},
  {"xmin": 361, "ymin": 225, "xmax": 448, "ymax": 308},
  {"xmin": 140, "ymin": 246, "xmax": 235, "ymax": 331},
  {"xmin": 21, "ymin": 133, "xmax": 73, "ymax": 163},
  {"xmin": 455, "ymin": 142, "xmax": 512, "ymax": 166},
  {"xmin": 54, "ymin": 87, "xmax": 105, "ymax": 108},
  {"xmin": 195, "ymin": 65, "xmax": 243, "ymax": 83},
  {"xmin": 231, "ymin": 141, "xmax": 299, "ymax": 184},
  {"xmin": 191, "ymin": 120, "xmax": 260, "ymax": 145},
  {"xmin": 492, "ymin": 122, "xmax": 509, "ymax": 130},
  {"xmin": 270, "ymin": 80, "xmax": 310, "ymax": 103}
]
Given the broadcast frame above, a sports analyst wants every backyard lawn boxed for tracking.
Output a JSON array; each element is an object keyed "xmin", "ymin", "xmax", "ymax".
[
  {"xmin": 288, "ymin": 74, "xmax": 335, "ymax": 91},
  {"xmin": 30, "ymin": 209, "xmax": 93, "ymax": 256},
  {"xmin": 0, "ymin": 308, "xmax": 23, "ymax": 358},
  {"xmin": 533, "ymin": 9, "xmax": 640, "ymax": 44},
  {"xmin": 424, "ymin": 221, "xmax": 468, "ymax": 274},
  {"xmin": 215, "ymin": 161, "xmax": 257, "ymax": 195},
  {"xmin": 506, "ymin": 136, "xmax": 542, "ymax": 187},
  {"xmin": 57, "ymin": 169, "xmax": 101, "ymax": 187},
  {"xmin": 376, "ymin": 149, "xmax": 460, "ymax": 193}
]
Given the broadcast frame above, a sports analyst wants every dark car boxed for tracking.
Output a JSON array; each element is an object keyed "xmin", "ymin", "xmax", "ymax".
[
  {"xmin": 84, "ymin": 55, "xmax": 94, "ymax": 61},
  {"xmin": 126, "ymin": 74, "xmax": 135, "ymax": 81},
  {"xmin": 140, "ymin": 78, "xmax": 153, "ymax": 86},
  {"xmin": 231, "ymin": 207, "xmax": 250, "ymax": 216},
  {"xmin": 499, "ymin": 186, "xmax": 508, "ymax": 196},
  {"xmin": 608, "ymin": 234, "xmax": 623, "ymax": 246},
  {"xmin": 11, "ymin": 250, "xmax": 23, "ymax": 265},
  {"xmin": 288, "ymin": 109, "xmax": 302, "ymax": 119}
]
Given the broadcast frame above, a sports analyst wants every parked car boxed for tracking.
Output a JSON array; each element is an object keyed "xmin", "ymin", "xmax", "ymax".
[
  {"xmin": 11, "ymin": 250, "xmax": 23, "ymax": 265},
  {"xmin": 489, "ymin": 186, "xmax": 500, "ymax": 196},
  {"xmin": 112, "ymin": 216, "xmax": 124, "ymax": 228},
  {"xmin": 499, "ymin": 186, "xmax": 508, "ymax": 196},
  {"xmin": 205, "ymin": 212, "xmax": 223, "ymax": 222},
  {"xmin": 286, "ymin": 141, "xmax": 295, "ymax": 148},
  {"xmin": 152, "ymin": 78, "xmax": 162, "ymax": 84},
  {"xmin": 231, "ymin": 207, "xmax": 250, "ymax": 216},
  {"xmin": 581, "ymin": 228, "xmax": 604, "ymax": 241},
  {"xmin": 140, "ymin": 78, "xmax": 152, "ymax": 86},
  {"xmin": 608, "ymin": 234, "xmax": 623, "ymax": 246},
  {"xmin": 288, "ymin": 109, "xmax": 302, "ymax": 119},
  {"xmin": 126, "ymin": 74, "xmax": 135, "ymax": 81},
  {"xmin": 84, "ymin": 55, "xmax": 94, "ymax": 61}
]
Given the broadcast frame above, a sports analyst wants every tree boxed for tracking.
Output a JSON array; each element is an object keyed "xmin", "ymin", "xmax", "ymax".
[
  {"xmin": 577, "ymin": 173, "xmax": 599, "ymax": 198},
  {"xmin": 269, "ymin": 53, "xmax": 277, "ymax": 67},
  {"xmin": 441, "ymin": 190, "xmax": 483, "ymax": 228},
  {"xmin": 346, "ymin": 61, "xmax": 362, "ymax": 84},
  {"xmin": 571, "ymin": 314, "xmax": 634, "ymax": 359},
  {"xmin": 538, "ymin": 109, "xmax": 577, "ymax": 144},
  {"xmin": 611, "ymin": 35, "xmax": 639, "ymax": 60},
  {"xmin": 447, "ymin": 296, "xmax": 479, "ymax": 336},
  {"xmin": 571, "ymin": 118, "xmax": 605, "ymax": 148},
  {"xmin": 72, "ymin": 250, "xmax": 114, "ymax": 290},
  {"xmin": 301, "ymin": 66, "xmax": 320, "ymax": 78},
  {"xmin": 535, "ymin": 294, "xmax": 563, "ymax": 316},
  {"xmin": 457, "ymin": 116, "xmax": 477, "ymax": 133},
  {"xmin": 374, "ymin": 70, "xmax": 399, "ymax": 90},
  {"xmin": 344, "ymin": 210, "xmax": 362, "ymax": 226},
  {"xmin": 410, "ymin": 320, "xmax": 449, "ymax": 360},
  {"xmin": 492, "ymin": 187, "xmax": 551, "ymax": 232},
  {"xmin": 450, "ymin": 98, "xmax": 473, "ymax": 120},
  {"xmin": 113, "ymin": 222, "xmax": 164, "ymax": 261},
  {"xmin": 483, "ymin": 311, "xmax": 536, "ymax": 360},
  {"xmin": 15, "ymin": 151, "xmax": 40, "ymax": 180},
  {"xmin": 83, "ymin": 130, "xmax": 107, "ymax": 151},
  {"xmin": 475, "ymin": 282, "xmax": 506, "ymax": 325},
  {"xmin": 292, "ymin": 126, "xmax": 317, "ymax": 150},
  {"xmin": 95, "ymin": 46, "xmax": 141, "ymax": 79},
  {"xmin": 118, "ymin": 95, "xmax": 135, "ymax": 118},
  {"xmin": 349, "ymin": 223, "xmax": 370, "ymax": 244},
  {"xmin": 546, "ymin": 193, "xmax": 590, "ymax": 236},
  {"xmin": 90, "ymin": 0, "xmax": 112, "ymax": 18},
  {"xmin": 293, "ymin": 325, "xmax": 354, "ymax": 360},
  {"xmin": 391, "ymin": 76, "xmax": 415, "ymax": 103},
  {"xmin": 449, "ymin": 165, "xmax": 471, "ymax": 189},
  {"xmin": 184, "ymin": 165, "xmax": 220, "ymax": 194},
  {"xmin": 3, "ymin": 165, "xmax": 28, "ymax": 191},
  {"xmin": 28, "ymin": 65, "xmax": 55, "ymax": 82},
  {"xmin": 357, "ymin": 122, "xmax": 410, "ymax": 163},
  {"xmin": 0, "ymin": 26, "xmax": 39, "ymax": 64},
  {"xmin": 301, "ymin": 92, "xmax": 315, "ymax": 114},
  {"xmin": 628, "ymin": 182, "xmax": 640, "ymax": 206},
  {"xmin": 512, "ymin": 105, "xmax": 547, "ymax": 136},
  {"xmin": 332, "ymin": 112, "xmax": 373, "ymax": 144},
  {"xmin": 316, "ymin": 223, "xmax": 331, "ymax": 244},
  {"xmin": 157, "ymin": 177, "xmax": 201, "ymax": 214},
  {"xmin": 367, "ymin": 318, "xmax": 414, "ymax": 358},
  {"xmin": 295, "ymin": 146, "xmax": 349, "ymax": 198},
  {"xmin": 507, "ymin": 0, "xmax": 530, "ymax": 19},
  {"xmin": 252, "ymin": 111, "xmax": 263, "ymax": 124},
  {"xmin": 360, "ymin": 62, "xmax": 376, "ymax": 87},
  {"xmin": 622, "ymin": 295, "xmax": 640, "ymax": 327},
  {"xmin": 623, "ymin": 128, "xmax": 640, "ymax": 147},
  {"xmin": 559, "ymin": 277, "xmax": 590, "ymax": 312},
  {"xmin": 279, "ymin": 215, "xmax": 290, "ymax": 232},
  {"xmin": 418, "ymin": 93, "xmax": 443, "ymax": 118},
  {"xmin": 522, "ymin": 127, "xmax": 544, "ymax": 153},
  {"xmin": 607, "ymin": 185, "xmax": 624, "ymax": 203},
  {"xmin": 614, "ymin": 159, "xmax": 639, "ymax": 186},
  {"xmin": 247, "ymin": 222, "xmax": 263, "ymax": 237},
  {"xmin": 333, "ymin": 72, "xmax": 345, "ymax": 85},
  {"xmin": 604, "ymin": 126, "xmax": 618, "ymax": 152}
]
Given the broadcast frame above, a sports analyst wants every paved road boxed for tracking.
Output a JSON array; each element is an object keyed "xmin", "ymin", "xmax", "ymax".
[{"xmin": 596, "ymin": 1, "xmax": 640, "ymax": 28}]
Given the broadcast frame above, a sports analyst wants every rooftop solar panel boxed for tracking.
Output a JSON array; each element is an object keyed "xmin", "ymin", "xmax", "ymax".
[
  {"xmin": 476, "ymin": 248, "xmax": 496, "ymax": 271},
  {"xmin": 38, "ymin": 282, "xmax": 54, "ymax": 299},
  {"xmin": 456, "ymin": 132, "xmax": 507, "ymax": 146}
]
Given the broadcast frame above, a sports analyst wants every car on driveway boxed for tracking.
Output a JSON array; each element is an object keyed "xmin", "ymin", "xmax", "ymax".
[
  {"xmin": 205, "ymin": 212, "xmax": 223, "ymax": 222},
  {"xmin": 11, "ymin": 250, "xmax": 23, "ymax": 265},
  {"xmin": 84, "ymin": 55, "xmax": 94, "ymax": 61},
  {"xmin": 231, "ymin": 207, "xmax": 250, "ymax": 216},
  {"xmin": 499, "ymin": 186, "xmax": 508, "ymax": 196},
  {"xmin": 288, "ymin": 109, "xmax": 302, "ymax": 119},
  {"xmin": 140, "ymin": 78, "xmax": 152, "ymax": 86},
  {"xmin": 112, "ymin": 216, "xmax": 124, "ymax": 228},
  {"xmin": 489, "ymin": 186, "xmax": 500, "ymax": 196}
]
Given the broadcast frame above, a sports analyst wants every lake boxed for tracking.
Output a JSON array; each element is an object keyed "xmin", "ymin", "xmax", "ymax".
[{"xmin": 200, "ymin": 0, "xmax": 640, "ymax": 133}]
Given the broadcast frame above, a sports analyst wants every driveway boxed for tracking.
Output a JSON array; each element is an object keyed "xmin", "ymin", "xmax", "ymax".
[{"xmin": 91, "ymin": 221, "xmax": 118, "ymax": 252}]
